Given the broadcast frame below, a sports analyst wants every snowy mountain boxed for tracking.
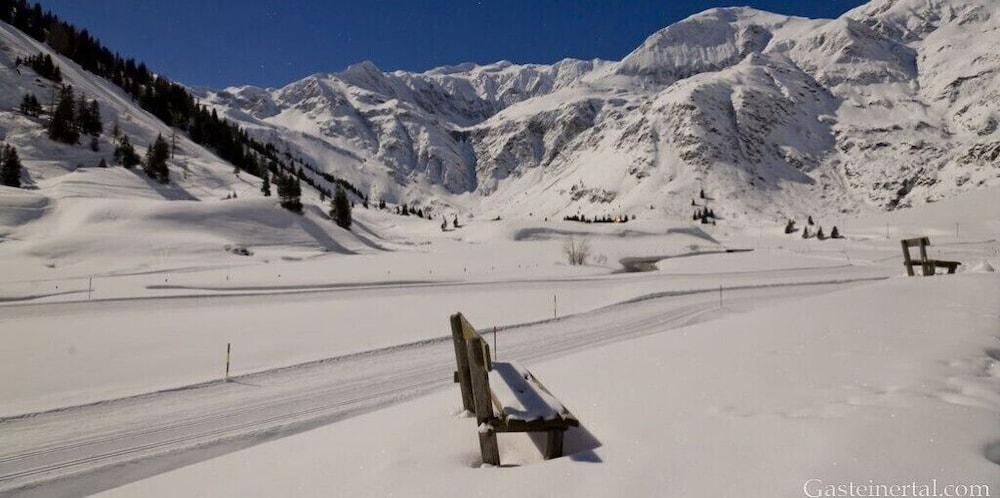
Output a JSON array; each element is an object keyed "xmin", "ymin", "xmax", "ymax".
[{"xmin": 199, "ymin": 0, "xmax": 1000, "ymax": 221}]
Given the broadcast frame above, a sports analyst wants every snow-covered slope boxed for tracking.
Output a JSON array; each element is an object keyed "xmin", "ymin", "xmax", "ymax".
[
  {"xmin": 0, "ymin": 22, "xmax": 377, "ymax": 272},
  {"xmin": 200, "ymin": 0, "xmax": 1000, "ymax": 221}
]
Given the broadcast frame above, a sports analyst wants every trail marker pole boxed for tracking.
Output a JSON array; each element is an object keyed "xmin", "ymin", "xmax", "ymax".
[
  {"xmin": 719, "ymin": 285, "xmax": 723, "ymax": 308},
  {"xmin": 88, "ymin": 277, "xmax": 93, "ymax": 301},
  {"xmin": 225, "ymin": 343, "xmax": 231, "ymax": 382},
  {"xmin": 553, "ymin": 295, "xmax": 557, "ymax": 319},
  {"xmin": 493, "ymin": 326, "xmax": 497, "ymax": 362}
]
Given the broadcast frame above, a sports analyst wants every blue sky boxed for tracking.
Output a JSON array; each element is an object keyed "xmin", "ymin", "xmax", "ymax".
[{"xmin": 39, "ymin": 0, "xmax": 867, "ymax": 89}]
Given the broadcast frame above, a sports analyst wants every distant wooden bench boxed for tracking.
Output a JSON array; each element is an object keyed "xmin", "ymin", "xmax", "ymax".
[
  {"xmin": 901, "ymin": 237, "xmax": 960, "ymax": 276},
  {"xmin": 450, "ymin": 313, "xmax": 579, "ymax": 465}
]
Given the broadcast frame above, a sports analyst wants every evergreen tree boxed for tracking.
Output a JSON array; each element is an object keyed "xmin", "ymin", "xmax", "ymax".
[
  {"xmin": 79, "ymin": 99, "xmax": 102, "ymax": 136},
  {"xmin": 19, "ymin": 53, "xmax": 61, "ymax": 81},
  {"xmin": 276, "ymin": 172, "xmax": 302, "ymax": 213},
  {"xmin": 784, "ymin": 219, "xmax": 796, "ymax": 234},
  {"xmin": 807, "ymin": 215, "xmax": 814, "ymax": 226},
  {"xmin": 74, "ymin": 94, "xmax": 88, "ymax": 135},
  {"xmin": 330, "ymin": 186, "xmax": 351, "ymax": 230},
  {"xmin": 693, "ymin": 211, "xmax": 701, "ymax": 221},
  {"xmin": 114, "ymin": 134, "xmax": 140, "ymax": 168},
  {"xmin": 48, "ymin": 85, "xmax": 79, "ymax": 144},
  {"xmin": 831, "ymin": 226, "xmax": 841, "ymax": 239},
  {"xmin": 260, "ymin": 172, "xmax": 271, "ymax": 197},
  {"xmin": 379, "ymin": 199, "xmax": 386, "ymax": 210},
  {"xmin": 802, "ymin": 226, "xmax": 810, "ymax": 239},
  {"xmin": 97, "ymin": 158, "xmax": 107, "ymax": 168},
  {"xmin": 143, "ymin": 134, "xmax": 170, "ymax": 183},
  {"xmin": 19, "ymin": 93, "xmax": 42, "ymax": 117},
  {"xmin": 699, "ymin": 189, "xmax": 706, "ymax": 199},
  {"xmin": 817, "ymin": 226, "xmax": 826, "ymax": 240},
  {"xmin": 1, "ymin": 145, "xmax": 23, "ymax": 187}
]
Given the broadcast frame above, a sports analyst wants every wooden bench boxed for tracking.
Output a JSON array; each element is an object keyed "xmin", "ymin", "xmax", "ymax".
[
  {"xmin": 900, "ymin": 237, "xmax": 961, "ymax": 276},
  {"xmin": 450, "ymin": 313, "xmax": 579, "ymax": 465}
]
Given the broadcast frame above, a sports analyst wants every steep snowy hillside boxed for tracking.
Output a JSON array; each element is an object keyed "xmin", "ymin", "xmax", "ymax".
[
  {"xmin": 202, "ymin": 0, "xmax": 1000, "ymax": 222},
  {"xmin": 0, "ymin": 21, "xmax": 374, "ymax": 274}
]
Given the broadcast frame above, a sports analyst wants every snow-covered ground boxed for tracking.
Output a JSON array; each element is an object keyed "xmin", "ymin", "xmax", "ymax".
[
  {"xmin": 98, "ymin": 273, "xmax": 1000, "ymax": 498},
  {"xmin": 0, "ymin": 186, "xmax": 997, "ymax": 497}
]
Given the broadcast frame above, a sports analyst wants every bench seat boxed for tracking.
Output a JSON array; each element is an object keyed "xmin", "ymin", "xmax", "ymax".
[{"xmin": 488, "ymin": 362, "xmax": 578, "ymax": 430}]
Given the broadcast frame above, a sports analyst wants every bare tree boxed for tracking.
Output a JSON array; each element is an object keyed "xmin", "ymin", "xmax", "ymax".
[{"xmin": 563, "ymin": 236, "xmax": 591, "ymax": 266}]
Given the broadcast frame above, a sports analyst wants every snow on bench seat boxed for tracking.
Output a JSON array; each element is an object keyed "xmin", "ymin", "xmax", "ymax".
[{"xmin": 488, "ymin": 361, "xmax": 575, "ymax": 424}]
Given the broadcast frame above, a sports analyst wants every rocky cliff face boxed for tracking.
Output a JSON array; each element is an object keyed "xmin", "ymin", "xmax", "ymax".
[{"xmin": 199, "ymin": 0, "xmax": 1000, "ymax": 221}]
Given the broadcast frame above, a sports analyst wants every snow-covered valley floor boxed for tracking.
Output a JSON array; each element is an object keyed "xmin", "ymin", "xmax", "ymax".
[{"xmin": 1, "ymin": 188, "xmax": 998, "ymax": 497}]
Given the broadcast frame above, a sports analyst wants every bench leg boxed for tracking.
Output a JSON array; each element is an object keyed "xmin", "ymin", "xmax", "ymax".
[
  {"xmin": 479, "ymin": 430, "xmax": 500, "ymax": 466},
  {"xmin": 544, "ymin": 430, "xmax": 564, "ymax": 459}
]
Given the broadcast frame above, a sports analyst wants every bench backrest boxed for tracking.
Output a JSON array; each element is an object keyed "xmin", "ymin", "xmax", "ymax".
[
  {"xmin": 900, "ymin": 237, "xmax": 931, "ymax": 276},
  {"xmin": 450, "ymin": 312, "xmax": 493, "ymax": 410}
]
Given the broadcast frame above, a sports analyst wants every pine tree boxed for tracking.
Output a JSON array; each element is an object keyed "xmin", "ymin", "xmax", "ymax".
[
  {"xmin": 807, "ymin": 215, "xmax": 814, "ymax": 226},
  {"xmin": 19, "ymin": 94, "xmax": 41, "ymax": 117},
  {"xmin": 48, "ymin": 85, "xmax": 79, "ymax": 144},
  {"xmin": 114, "ymin": 134, "xmax": 140, "ymax": 168},
  {"xmin": 261, "ymin": 172, "xmax": 271, "ymax": 197},
  {"xmin": 1, "ymin": 145, "xmax": 23, "ymax": 187},
  {"xmin": 330, "ymin": 186, "xmax": 351, "ymax": 230},
  {"xmin": 82, "ymin": 99, "xmax": 102, "ymax": 136},
  {"xmin": 831, "ymin": 226, "xmax": 841, "ymax": 239},
  {"xmin": 784, "ymin": 219, "xmax": 796, "ymax": 234},
  {"xmin": 276, "ymin": 172, "xmax": 302, "ymax": 213},
  {"xmin": 74, "ymin": 94, "xmax": 88, "ymax": 135},
  {"xmin": 693, "ymin": 211, "xmax": 701, "ymax": 221},
  {"xmin": 802, "ymin": 226, "xmax": 810, "ymax": 239},
  {"xmin": 699, "ymin": 189, "xmax": 706, "ymax": 199},
  {"xmin": 817, "ymin": 227, "xmax": 826, "ymax": 240},
  {"xmin": 143, "ymin": 134, "xmax": 170, "ymax": 183},
  {"xmin": 97, "ymin": 158, "xmax": 107, "ymax": 168}
]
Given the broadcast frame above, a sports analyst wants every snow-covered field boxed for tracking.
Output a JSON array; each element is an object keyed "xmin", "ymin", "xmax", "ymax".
[
  {"xmin": 99, "ymin": 274, "xmax": 1000, "ymax": 498},
  {"xmin": 1, "ymin": 186, "xmax": 997, "ymax": 497}
]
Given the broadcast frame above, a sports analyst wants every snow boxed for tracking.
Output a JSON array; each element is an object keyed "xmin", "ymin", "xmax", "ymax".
[
  {"xmin": 196, "ymin": 0, "xmax": 1000, "ymax": 221},
  {"xmin": 1, "ymin": 179, "xmax": 995, "ymax": 495},
  {"xmin": 488, "ymin": 361, "xmax": 570, "ymax": 423},
  {"xmin": 96, "ymin": 274, "xmax": 1000, "ymax": 498}
]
